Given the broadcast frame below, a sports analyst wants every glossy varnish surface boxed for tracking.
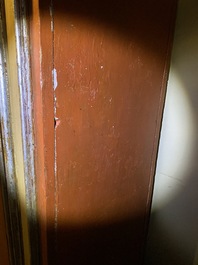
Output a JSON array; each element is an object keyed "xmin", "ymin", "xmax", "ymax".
[{"xmin": 32, "ymin": 1, "xmax": 178, "ymax": 264}]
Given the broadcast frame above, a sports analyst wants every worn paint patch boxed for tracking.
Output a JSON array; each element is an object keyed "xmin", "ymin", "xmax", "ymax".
[
  {"xmin": 52, "ymin": 68, "xmax": 58, "ymax": 90},
  {"xmin": 40, "ymin": 48, "xmax": 43, "ymax": 89},
  {"xmin": 49, "ymin": 5, "xmax": 54, "ymax": 32}
]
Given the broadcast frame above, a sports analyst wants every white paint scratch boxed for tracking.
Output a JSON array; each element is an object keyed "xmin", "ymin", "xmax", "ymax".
[{"xmin": 52, "ymin": 68, "xmax": 58, "ymax": 90}]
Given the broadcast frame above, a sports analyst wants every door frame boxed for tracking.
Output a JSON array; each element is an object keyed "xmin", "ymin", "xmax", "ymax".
[{"xmin": 0, "ymin": 0, "xmax": 39, "ymax": 264}]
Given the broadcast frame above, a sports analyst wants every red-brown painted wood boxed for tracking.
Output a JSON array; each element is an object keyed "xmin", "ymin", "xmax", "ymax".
[{"xmin": 31, "ymin": 1, "xmax": 177, "ymax": 264}]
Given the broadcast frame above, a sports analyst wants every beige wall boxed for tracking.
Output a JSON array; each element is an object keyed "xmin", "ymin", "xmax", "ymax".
[{"xmin": 145, "ymin": 0, "xmax": 198, "ymax": 264}]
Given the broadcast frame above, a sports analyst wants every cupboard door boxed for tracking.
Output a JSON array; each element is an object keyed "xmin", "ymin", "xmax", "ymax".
[{"xmin": 32, "ymin": 1, "xmax": 178, "ymax": 264}]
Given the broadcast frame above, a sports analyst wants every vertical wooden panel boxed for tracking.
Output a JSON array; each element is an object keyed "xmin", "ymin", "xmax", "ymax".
[{"xmin": 32, "ymin": 0, "xmax": 178, "ymax": 264}]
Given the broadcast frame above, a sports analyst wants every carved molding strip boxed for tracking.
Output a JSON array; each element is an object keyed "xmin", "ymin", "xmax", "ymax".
[
  {"xmin": 0, "ymin": 0, "xmax": 25, "ymax": 264},
  {"xmin": 0, "ymin": 0, "xmax": 40, "ymax": 264}
]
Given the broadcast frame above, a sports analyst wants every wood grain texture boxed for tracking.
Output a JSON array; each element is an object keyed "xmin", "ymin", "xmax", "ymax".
[{"xmin": 32, "ymin": 0, "xmax": 178, "ymax": 264}]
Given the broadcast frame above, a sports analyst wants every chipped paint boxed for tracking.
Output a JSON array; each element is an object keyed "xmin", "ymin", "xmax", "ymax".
[{"xmin": 54, "ymin": 117, "xmax": 60, "ymax": 129}]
